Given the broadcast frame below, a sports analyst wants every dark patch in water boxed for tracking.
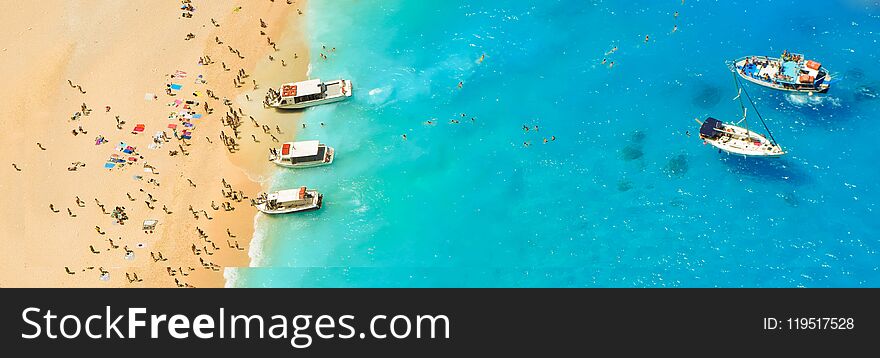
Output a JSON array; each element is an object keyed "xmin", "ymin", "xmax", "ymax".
[
  {"xmin": 621, "ymin": 130, "xmax": 646, "ymax": 161},
  {"xmin": 617, "ymin": 179, "xmax": 633, "ymax": 192},
  {"xmin": 692, "ymin": 85, "xmax": 722, "ymax": 109},
  {"xmin": 668, "ymin": 197, "xmax": 686, "ymax": 208},
  {"xmin": 782, "ymin": 191, "xmax": 800, "ymax": 207},
  {"xmin": 845, "ymin": 68, "xmax": 865, "ymax": 82},
  {"xmin": 665, "ymin": 154, "xmax": 689, "ymax": 176},
  {"xmin": 720, "ymin": 156, "xmax": 809, "ymax": 185},
  {"xmin": 791, "ymin": 17, "xmax": 820, "ymax": 36},
  {"xmin": 621, "ymin": 145, "xmax": 643, "ymax": 161},
  {"xmin": 631, "ymin": 130, "xmax": 646, "ymax": 143}
]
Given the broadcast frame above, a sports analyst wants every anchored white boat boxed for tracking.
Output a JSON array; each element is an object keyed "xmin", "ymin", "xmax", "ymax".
[
  {"xmin": 265, "ymin": 78, "xmax": 352, "ymax": 109},
  {"xmin": 698, "ymin": 117, "xmax": 785, "ymax": 157},
  {"xmin": 732, "ymin": 51, "xmax": 831, "ymax": 93},
  {"xmin": 254, "ymin": 187, "xmax": 323, "ymax": 214},
  {"xmin": 269, "ymin": 140, "xmax": 334, "ymax": 168}
]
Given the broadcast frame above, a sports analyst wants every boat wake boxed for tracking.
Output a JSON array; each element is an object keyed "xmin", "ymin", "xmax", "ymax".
[
  {"xmin": 366, "ymin": 86, "xmax": 394, "ymax": 106},
  {"xmin": 784, "ymin": 93, "xmax": 841, "ymax": 108}
]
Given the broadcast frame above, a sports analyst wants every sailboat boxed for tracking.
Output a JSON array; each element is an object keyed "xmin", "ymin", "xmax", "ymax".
[{"xmin": 696, "ymin": 68, "xmax": 786, "ymax": 158}]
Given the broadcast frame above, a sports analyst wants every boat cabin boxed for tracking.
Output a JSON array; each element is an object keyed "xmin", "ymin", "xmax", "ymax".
[
  {"xmin": 279, "ymin": 140, "xmax": 326, "ymax": 164},
  {"xmin": 279, "ymin": 79, "xmax": 326, "ymax": 106},
  {"xmin": 264, "ymin": 187, "xmax": 314, "ymax": 209},
  {"xmin": 699, "ymin": 117, "xmax": 724, "ymax": 139}
]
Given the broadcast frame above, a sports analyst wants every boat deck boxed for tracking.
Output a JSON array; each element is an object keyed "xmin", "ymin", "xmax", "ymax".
[
  {"xmin": 740, "ymin": 59, "xmax": 800, "ymax": 85},
  {"xmin": 324, "ymin": 81, "xmax": 346, "ymax": 97}
]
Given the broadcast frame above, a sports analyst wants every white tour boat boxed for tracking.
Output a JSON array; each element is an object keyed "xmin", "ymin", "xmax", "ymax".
[
  {"xmin": 254, "ymin": 187, "xmax": 323, "ymax": 214},
  {"xmin": 269, "ymin": 140, "xmax": 335, "ymax": 168},
  {"xmin": 265, "ymin": 78, "xmax": 352, "ymax": 109}
]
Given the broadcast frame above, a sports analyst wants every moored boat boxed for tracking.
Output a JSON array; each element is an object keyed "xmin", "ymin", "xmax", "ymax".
[
  {"xmin": 269, "ymin": 140, "xmax": 335, "ymax": 168},
  {"xmin": 254, "ymin": 186, "xmax": 323, "ymax": 214},
  {"xmin": 698, "ymin": 117, "xmax": 785, "ymax": 157},
  {"xmin": 732, "ymin": 51, "xmax": 831, "ymax": 93},
  {"xmin": 265, "ymin": 78, "xmax": 352, "ymax": 109}
]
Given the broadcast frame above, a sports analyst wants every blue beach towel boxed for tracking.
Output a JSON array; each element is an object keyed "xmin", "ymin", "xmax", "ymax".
[
  {"xmin": 104, "ymin": 162, "xmax": 116, "ymax": 169},
  {"xmin": 170, "ymin": 84, "xmax": 183, "ymax": 90}
]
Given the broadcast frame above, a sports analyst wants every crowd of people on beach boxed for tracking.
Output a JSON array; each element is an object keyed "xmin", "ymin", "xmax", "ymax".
[{"xmin": 11, "ymin": 0, "xmax": 316, "ymax": 287}]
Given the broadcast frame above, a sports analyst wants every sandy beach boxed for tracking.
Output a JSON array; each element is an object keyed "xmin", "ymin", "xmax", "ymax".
[{"xmin": 0, "ymin": 0, "xmax": 310, "ymax": 287}]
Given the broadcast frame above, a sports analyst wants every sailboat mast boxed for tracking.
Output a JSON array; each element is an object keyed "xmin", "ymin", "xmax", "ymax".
[
  {"xmin": 731, "ymin": 67, "xmax": 779, "ymax": 146},
  {"xmin": 732, "ymin": 70, "xmax": 752, "ymax": 138}
]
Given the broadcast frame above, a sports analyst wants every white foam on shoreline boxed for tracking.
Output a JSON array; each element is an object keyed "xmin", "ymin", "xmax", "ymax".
[
  {"xmin": 248, "ymin": 212, "xmax": 269, "ymax": 267},
  {"xmin": 223, "ymin": 267, "xmax": 240, "ymax": 288}
]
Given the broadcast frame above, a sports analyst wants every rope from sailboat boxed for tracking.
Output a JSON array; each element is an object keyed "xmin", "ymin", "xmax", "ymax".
[{"xmin": 731, "ymin": 68, "xmax": 779, "ymax": 146}]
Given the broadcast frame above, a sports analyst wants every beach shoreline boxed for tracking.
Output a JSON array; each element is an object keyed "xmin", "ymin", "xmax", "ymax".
[{"xmin": 0, "ymin": 0, "xmax": 310, "ymax": 288}]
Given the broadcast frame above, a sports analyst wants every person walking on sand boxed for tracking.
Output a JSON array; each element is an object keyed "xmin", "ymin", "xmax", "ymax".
[
  {"xmin": 49, "ymin": 204, "xmax": 59, "ymax": 213},
  {"xmin": 37, "ymin": 142, "xmax": 46, "ymax": 150},
  {"xmin": 12, "ymin": 163, "xmax": 21, "ymax": 171}
]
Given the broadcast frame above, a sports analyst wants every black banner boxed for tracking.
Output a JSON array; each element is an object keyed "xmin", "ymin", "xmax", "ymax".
[{"xmin": 1, "ymin": 289, "xmax": 876, "ymax": 355}]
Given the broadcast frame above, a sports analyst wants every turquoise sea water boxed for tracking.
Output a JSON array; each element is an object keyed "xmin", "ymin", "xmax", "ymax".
[{"xmin": 233, "ymin": 0, "xmax": 880, "ymax": 287}]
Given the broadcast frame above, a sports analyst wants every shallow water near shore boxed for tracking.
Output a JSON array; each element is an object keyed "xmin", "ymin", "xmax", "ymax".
[{"xmin": 234, "ymin": 0, "xmax": 880, "ymax": 287}]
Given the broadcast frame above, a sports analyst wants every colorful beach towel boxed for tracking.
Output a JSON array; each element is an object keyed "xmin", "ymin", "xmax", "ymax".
[
  {"xmin": 104, "ymin": 162, "xmax": 116, "ymax": 169},
  {"xmin": 170, "ymin": 84, "xmax": 183, "ymax": 91}
]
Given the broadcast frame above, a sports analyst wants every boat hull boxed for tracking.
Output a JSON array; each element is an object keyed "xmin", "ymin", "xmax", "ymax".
[
  {"xmin": 700, "ymin": 120, "xmax": 786, "ymax": 158},
  {"xmin": 270, "ymin": 94, "xmax": 349, "ymax": 109},
  {"xmin": 255, "ymin": 194, "xmax": 323, "ymax": 214},
  {"xmin": 733, "ymin": 57, "xmax": 830, "ymax": 93},
  {"xmin": 270, "ymin": 157, "xmax": 334, "ymax": 168},
  {"xmin": 268, "ymin": 80, "xmax": 353, "ymax": 109},
  {"xmin": 706, "ymin": 140, "xmax": 786, "ymax": 158},
  {"xmin": 269, "ymin": 147, "xmax": 335, "ymax": 168}
]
